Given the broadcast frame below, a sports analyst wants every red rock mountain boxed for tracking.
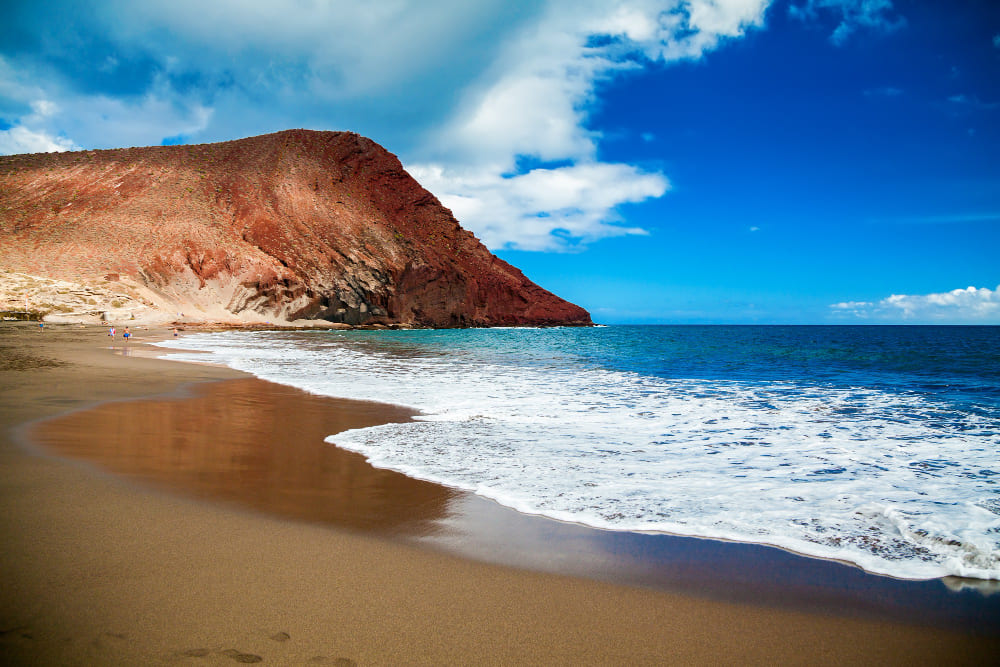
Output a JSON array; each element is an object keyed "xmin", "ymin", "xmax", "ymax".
[{"xmin": 0, "ymin": 130, "xmax": 591, "ymax": 327}]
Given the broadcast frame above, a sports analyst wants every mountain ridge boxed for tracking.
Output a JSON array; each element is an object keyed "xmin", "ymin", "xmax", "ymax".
[{"xmin": 0, "ymin": 129, "xmax": 591, "ymax": 327}]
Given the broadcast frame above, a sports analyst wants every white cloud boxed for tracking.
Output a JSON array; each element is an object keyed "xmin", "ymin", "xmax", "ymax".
[
  {"xmin": 830, "ymin": 286, "xmax": 1000, "ymax": 322},
  {"xmin": 0, "ymin": 2, "xmax": 534, "ymax": 153},
  {"xmin": 0, "ymin": 125, "xmax": 77, "ymax": 154},
  {"xmin": 408, "ymin": 0, "xmax": 769, "ymax": 249},
  {"xmin": 29, "ymin": 99, "xmax": 59, "ymax": 117},
  {"xmin": 1, "ymin": 0, "xmax": 771, "ymax": 250},
  {"xmin": 411, "ymin": 161, "xmax": 668, "ymax": 251},
  {"xmin": 655, "ymin": 0, "xmax": 772, "ymax": 59},
  {"xmin": 108, "ymin": 0, "xmax": 525, "ymax": 103},
  {"xmin": 54, "ymin": 84, "xmax": 215, "ymax": 151},
  {"xmin": 0, "ymin": 86, "xmax": 79, "ymax": 153},
  {"xmin": 0, "ymin": 67, "xmax": 212, "ymax": 154}
]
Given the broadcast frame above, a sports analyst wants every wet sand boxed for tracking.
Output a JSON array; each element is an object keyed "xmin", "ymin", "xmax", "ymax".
[
  {"xmin": 1, "ymin": 322, "xmax": 998, "ymax": 664},
  {"xmin": 28, "ymin": 373, "xmax": 1000, "ymax": 634}
]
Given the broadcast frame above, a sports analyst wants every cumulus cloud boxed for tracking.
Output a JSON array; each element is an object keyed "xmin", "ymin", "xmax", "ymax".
[
  {"xmin": 0, "ymin": 82, "xmax": 79, "ymax": 153},
  {"xmin": 0, "ymin": 125, "xmax": 77, "ymax": 154},
  {"xmin": 789, "ymin": 0, "xmax": 904, "ymax": 45},
  {"xmin": 56, "ymin": 86, "xmax": 214, "ymax": 151},
  {"xmin": 0, "ymin": 0, "xmax": 771, "ymax": 250},
  {"xmin": 408, "ymin": 0, "xmax": 769, "ymax": 249},
  {"xmin": 0, "ymin": 1, "xmax": 527, "ymax": 153},
  {"xmin": 830, "ymin": 286, "xmax": 1000, "ymax": 322},
  {"xmin": 411, "ymin": 162, "xmax": 667, "ymax": 250},
  {"xmin": 0, "ymin": 74, "xmax": 211, "ymax": 154},
  {"xmin": 0, "ymin": 46, "xmax": 213, "ymax": 153}
]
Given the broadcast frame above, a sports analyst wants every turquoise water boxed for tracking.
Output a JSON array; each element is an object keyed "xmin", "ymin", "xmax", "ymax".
[{"xmin": 160, "ymin": 325, "xmax": 1000, "ymax": 581}]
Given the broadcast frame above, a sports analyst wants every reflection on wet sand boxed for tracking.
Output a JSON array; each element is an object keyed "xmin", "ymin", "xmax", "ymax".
[
  {"xmin": 31, "ymin": 378, "xmax": 455, "ymax": 534},
  {"xmin": 26, "ymin": 375, "xmax": 1000, "ymax": 633}
]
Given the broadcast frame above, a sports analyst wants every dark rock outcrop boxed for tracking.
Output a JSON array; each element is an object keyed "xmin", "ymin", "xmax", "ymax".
[{"xmin": 0, "ymin": 130, "xmax": 591, "ymax": 327}]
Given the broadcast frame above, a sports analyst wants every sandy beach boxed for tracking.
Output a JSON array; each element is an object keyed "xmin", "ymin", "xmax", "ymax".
[{"xmin": 1, "ymin": 322, "xmax": 998, "ymax": 665}]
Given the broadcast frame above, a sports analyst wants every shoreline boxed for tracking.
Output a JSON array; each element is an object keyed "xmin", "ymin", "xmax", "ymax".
[
  {"xmin": 31, "ymin": 374, "xmax": 999, "ymax": 634},
  {"xmin": 2, "ymin": 322, "xmax": 998, "ymax": 664},
  {"xmin": 153, "ymin": 326, "xmax": 1000, "ymax": 600}
]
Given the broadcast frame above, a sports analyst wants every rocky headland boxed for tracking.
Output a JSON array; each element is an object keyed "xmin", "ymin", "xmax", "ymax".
[{"xmin": 0, "ymin": 130, "xmax": 591, "ymax": 328}]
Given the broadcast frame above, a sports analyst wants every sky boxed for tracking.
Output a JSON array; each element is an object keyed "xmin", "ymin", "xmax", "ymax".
[{"xmin": 1, "ymin": 0, "xmax": 998, "ymax": 324}]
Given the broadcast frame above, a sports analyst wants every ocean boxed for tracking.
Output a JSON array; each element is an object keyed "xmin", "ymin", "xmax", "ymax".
[{"xmin": 157, "ymin": 325, "xmax": 1000, "ymax": 582}]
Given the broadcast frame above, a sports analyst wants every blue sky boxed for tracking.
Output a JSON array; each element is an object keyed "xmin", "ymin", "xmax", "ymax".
[{"xmin": 1, "ymin": 1, "xmax": 998, "ymax": 323}]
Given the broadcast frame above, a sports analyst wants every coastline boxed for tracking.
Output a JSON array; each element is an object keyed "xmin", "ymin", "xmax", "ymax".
[{"xmin": 2, "ymin": 323, "xmax": 998, "ymax": 664}]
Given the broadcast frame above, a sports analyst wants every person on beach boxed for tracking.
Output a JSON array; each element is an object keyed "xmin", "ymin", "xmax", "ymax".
[
  {"xmin": 173, "ymin": 328, "xmax": 179, "ymax": 337},
  {"xmin": 123, "ymin": 326, "xmax": 131, "ymax": 341},
  {"xmin": 109, "ymin": 326, "xmax": 115, "ymax": 339}
]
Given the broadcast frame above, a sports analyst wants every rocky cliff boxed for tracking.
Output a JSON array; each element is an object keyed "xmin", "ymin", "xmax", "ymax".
[{"xmin": 0, "ymin": 130, "xmax": 591, "ymax": 327}]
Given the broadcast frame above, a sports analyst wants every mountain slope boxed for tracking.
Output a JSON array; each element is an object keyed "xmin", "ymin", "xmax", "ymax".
[{"xmin": 0, "ymin": 130, "xmax": 591, "ymax": 327}]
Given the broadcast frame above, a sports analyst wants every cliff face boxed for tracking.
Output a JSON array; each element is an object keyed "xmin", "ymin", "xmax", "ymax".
[{"xmin": 0, "ymin": 130, "xmax": 591, "ymax": 327}]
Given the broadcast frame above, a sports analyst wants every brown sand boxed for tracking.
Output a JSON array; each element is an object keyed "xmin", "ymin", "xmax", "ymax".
[
  {"xmin": 1, "ymin": 322, "xmax": 997, "ymax": 665},
  {"xmin": 29, "ymin": 377, "xmax": 452, "ymax": 535}
]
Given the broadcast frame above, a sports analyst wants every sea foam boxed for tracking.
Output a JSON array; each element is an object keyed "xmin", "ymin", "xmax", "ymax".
[{"xmin": 157, "ymin": 329, "xmax": 1000, "ymax": 581}]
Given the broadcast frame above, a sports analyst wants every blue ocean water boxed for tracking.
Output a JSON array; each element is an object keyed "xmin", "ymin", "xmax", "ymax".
[{"xmin": 158, "ymin": 325, "xmax": 1000, "ymax": 581}]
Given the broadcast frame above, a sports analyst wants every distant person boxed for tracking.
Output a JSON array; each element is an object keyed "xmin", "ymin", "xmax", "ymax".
[
  {"xmin": 109, "ymin": 326, "xmax": 115, "ymax": 339},
  {"xmin": 123, "ymin": 326, "xmax": 131, "ymax": 341},
  {"xmin": 173, "ymin": 328, "xmax": 179, "ymax": 337}
]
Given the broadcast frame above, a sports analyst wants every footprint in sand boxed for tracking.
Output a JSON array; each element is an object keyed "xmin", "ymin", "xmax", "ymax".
[
  {"xmin": 221, "ymin": 648, "xmax": 263, "ymax": 663},
  {"xmin": 0, "ymin": 626, "xmax": 32, "ymax": 640},
  {"xmin": 270, "ymin": 631, "xmax": 291, "ymax": 642}
]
